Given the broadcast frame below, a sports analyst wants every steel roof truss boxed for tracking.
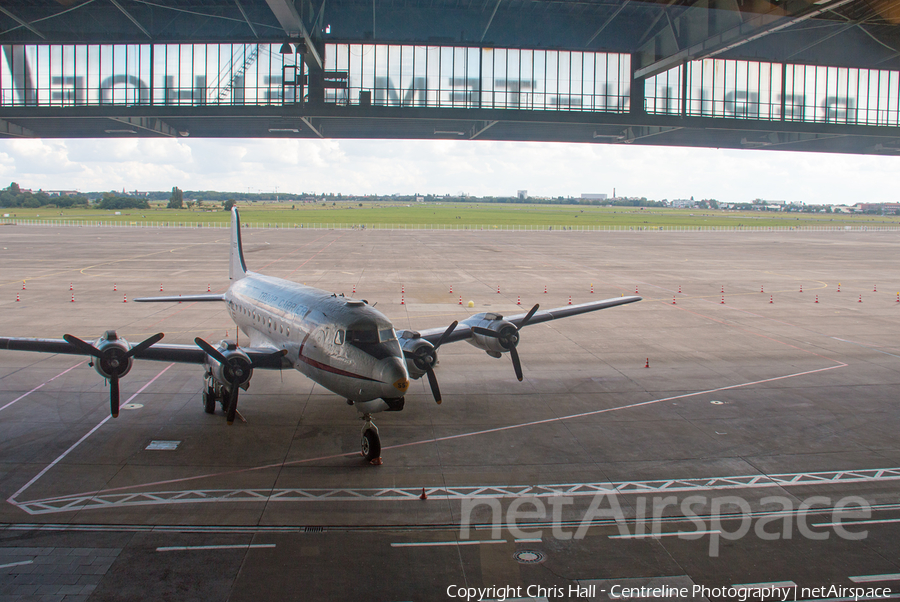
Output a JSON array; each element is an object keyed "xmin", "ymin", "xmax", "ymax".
[
  {"xmin": 0, "ymin": 118, "xmax": 35, "ymax": 138},
  {"xmin": 0, "ymin": 6, "xmax": 46, "ymax": 40},
  {"xmin": 108, "ymin": 116, "xmax": 178, "ymax": 137},
  {"xmin": 264, "ymin": 0, "xmax": 323, "ymax": 70},
  {"xmin": 108, "ymin": 0, "xmax": 152, "ymax": 39}
]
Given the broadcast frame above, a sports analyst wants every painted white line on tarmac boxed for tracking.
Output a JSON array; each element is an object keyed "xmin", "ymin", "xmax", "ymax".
[
  {"xmin": 12, "ymin": 362, "xmax": 853, "ymax": 514},
  {"xmin": 732, "ymin": 581, "xmax": 796, "ymax": 589},
  {"xmin": 812, "ymin": 517, "xmax": 900, "ymax": 528},
  {"xmin": 609, "ymin": 529, "xmax": 721, "ymax": 540},
  {"xmin": 850, "ymin": 574, "xmax": 900, "ymax": 583},
  {"xmin": 6, "ymin": 363, "xmax": 174, "ymax": 505},
  {"xmin": 0, "ymin": 560, "xmax": 33, "ymax": 569},
  {"xmin": 0, "ymin": 359, "xmax": 88, "ymax": 413},
  {"xmin": 391, "ymin": 540, "xmax": 508, "ymax": 548},
  {"xmin": 156, "ymin": 544, "xmax": 276, "ymax": 552}
]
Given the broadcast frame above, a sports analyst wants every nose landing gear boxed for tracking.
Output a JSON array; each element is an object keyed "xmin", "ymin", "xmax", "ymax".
[{"xmin": 360, "ymin": 415, "xmax": 382, "ymax": 465}]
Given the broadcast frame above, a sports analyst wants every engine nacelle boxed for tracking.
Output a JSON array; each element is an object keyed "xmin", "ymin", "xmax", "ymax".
[
  {"xmin": 204, "ymin": 340, "xmax": 253, "ymax": 390},
  {"xmin": 398, "ymin": 332, "xmax": 436, "ymax": 380},
  {"xmin": 91, "ymin": 330, "xmax": 134, "ymax": 380},
  {"xmin": 463, "ymin": 313, "xmax": 518, "ymax": 354}
]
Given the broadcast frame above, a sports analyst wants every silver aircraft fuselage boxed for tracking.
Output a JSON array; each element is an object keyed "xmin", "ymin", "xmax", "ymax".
[{"xmin": 225, "ymin": 272, "xmax": 410, "ymax": 412}]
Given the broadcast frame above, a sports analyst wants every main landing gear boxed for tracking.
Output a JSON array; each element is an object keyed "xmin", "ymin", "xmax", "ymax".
[
  {"xmin": 360, "ymin": 415, "xmax": 382, "ymax": 465},
  {"xmin": 202, "ymin": 376, "xmax": 245, "ymax": 422}
]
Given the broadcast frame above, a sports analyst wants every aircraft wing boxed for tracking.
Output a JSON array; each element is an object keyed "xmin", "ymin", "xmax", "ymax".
[
  {"xmin": 134, "ymin": 294, "xmax": 226, "ymax": 303},
  {"xmin": 0, "ymin": 337, "xmax": 287, "ymax": 368},
  {"xmin": 413, "ymin": 295, "xmax": 642, "ymax": 346}
]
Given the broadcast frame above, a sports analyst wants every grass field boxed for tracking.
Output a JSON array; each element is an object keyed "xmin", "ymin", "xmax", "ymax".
[{"xmin": 2, "ymin": 201, "xmax": 899, "ymax": 229}]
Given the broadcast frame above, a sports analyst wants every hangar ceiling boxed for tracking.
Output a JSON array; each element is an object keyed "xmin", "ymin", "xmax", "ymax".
[{"xmin": 1, "ymin": 0, "xmax": 900, "ymax": 154}]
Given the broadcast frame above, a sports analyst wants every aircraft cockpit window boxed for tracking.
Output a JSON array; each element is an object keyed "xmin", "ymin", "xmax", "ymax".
[
  {"xmin": 347, "ymin": 327, "xmax": 401, "ymax": 360},
  {"xmin": 348, "ymin": 329, "xmax": 378, "ymax": 344}
]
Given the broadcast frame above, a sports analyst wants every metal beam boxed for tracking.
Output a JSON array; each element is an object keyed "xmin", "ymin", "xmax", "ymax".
[
  {"xmin": 0, "ymin": 118, "xmax": 35, "ymax": 138},
  {"xmin": 470, "ymin": 120, "xmax": 498, "ymax": 139},
  {"xmin": 740, "ymin": 131, "xmax": 847, "ymax": 148},
  {"xmin": 234, "ymin": 0, "xmax": 259, "ymax": 38},
  {"xmin": 300, "ymin": 116, "xmax": 323, "ymax": 137},
  {"xmin": 585, "ymin": 0, "xmax": 630, "ymax": 47},
  {"xmin": 108, "ymin": 0, "xmax": 151, "ymax": 39},
  {"xmin": 619, "ymin": 125, "xmax": 682, "ymax": 143},
  {"xmin": 264, "ymin": 0, "xmax": 323, "ymax": 70},
  {"xmin": 107, "ymin": 117, "xmax": 178, "ymax": 137},
  {"xmin": 481, "ymin": 0, "xmax": 502, "ymax": 43},
  {"xmin": 635, "ymin": 0, "xmax": 859, "ymax": 80},
  {"xmin": 0, "ymin": 7, "xmax": 46, "ymax": 40}
]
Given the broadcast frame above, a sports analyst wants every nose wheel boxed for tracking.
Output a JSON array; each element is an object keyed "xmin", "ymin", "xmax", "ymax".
[{"xmin": 360, "ymin": 417, "xmax": 382, "ymax": 465}]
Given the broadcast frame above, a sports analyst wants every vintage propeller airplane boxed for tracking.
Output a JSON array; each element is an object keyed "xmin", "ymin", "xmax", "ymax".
[{"xmin": 0, "ymin": 209, "xmax": 641, "ymax": 464}]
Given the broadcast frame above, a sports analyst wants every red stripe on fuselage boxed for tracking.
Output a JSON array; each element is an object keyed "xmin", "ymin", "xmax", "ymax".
[{"xmin": 297, "ymin": 339, "xmax": 382, "ymax": 383}]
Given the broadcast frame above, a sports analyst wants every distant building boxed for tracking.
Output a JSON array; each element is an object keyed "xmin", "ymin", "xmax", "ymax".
[
  {"xmin": 517, "ymin": 190, "xmax": 528, "ymax": 200},
  {"xmin": 581, "ymin": 193, "xmax": 608, "ymax": 200},
  {"xmin": 671, "ymin": 199, "xmax": 695, "ymax": 208},
  {"xmin": 857, "ymin": 202, "xmax": 900, "ymax": 213}
]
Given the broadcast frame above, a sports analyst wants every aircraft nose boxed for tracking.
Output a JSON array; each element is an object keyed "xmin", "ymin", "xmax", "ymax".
[
  {"xmin": 393, "ymin": 377, "xmax": 410, "ymax": 394},
  {"xmin": 380, "ymin": 357, "xmax": 409, "ymax": 396}
]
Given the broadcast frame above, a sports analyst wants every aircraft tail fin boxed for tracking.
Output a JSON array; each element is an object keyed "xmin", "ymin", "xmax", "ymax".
[{"xmin": 230, "ymin": 207, "xmax": 248, "ymax": 281}]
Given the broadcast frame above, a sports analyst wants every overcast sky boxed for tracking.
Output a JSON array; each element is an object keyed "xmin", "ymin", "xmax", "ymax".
[{"xmin": 0, "ymin": 137, "xmax": 895, "ymax": 205}]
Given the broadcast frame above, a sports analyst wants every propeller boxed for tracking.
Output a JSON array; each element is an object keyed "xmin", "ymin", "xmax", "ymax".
[
  {"xmin": 409, "ymin": 321, "xmax": 457, "ymax": 404},
  {"xmin": 63, "ymin": 332, "xmax": 164, "ymax": 418},
  {"xmin": 471, "ymin": 303, "xmax": 540, "ymax": 382},
  {"xmin": 194, "ymin": 337, "xmax": 286, "ymax": 424}
]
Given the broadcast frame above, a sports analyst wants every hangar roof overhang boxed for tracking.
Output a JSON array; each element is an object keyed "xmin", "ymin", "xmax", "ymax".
[{"xmin": 1, "ymin": 0, "xmax": 900, "ymax": 155}]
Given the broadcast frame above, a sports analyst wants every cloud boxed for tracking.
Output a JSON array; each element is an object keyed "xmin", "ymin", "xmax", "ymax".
[{"xmin": 0, "ymin": 137, "xmax": 894, "ymax": 203}]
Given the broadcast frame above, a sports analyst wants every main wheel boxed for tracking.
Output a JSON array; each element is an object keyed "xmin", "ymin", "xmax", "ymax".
[
  {"xmin": 361, "ymin": 428, "xmax": 381, "ymax": 462},
  {"xmin": 202, "ymin": 387, "xmax": 217, "ymax": 414}
]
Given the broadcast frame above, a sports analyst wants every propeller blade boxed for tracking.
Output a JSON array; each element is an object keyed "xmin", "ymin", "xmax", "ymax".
[
  {"xmin": 519, "ymin": 304, "xmax": 540, "ymax": 330},
  {"xmin": 433, "ymin": 321, "xmax": 458, "ymax": 351},
  {"xmin": 509, "ymin": 346, "xmax": 524, "ymax": 382},
  {"xmin": 472, "ymin": 326, "xmax": 500, "ymax": 338},
  {"xmin": 125, "ymin": 332, "xmax": 164, "ymax": 359},
  {"xmin": 225, "ymin": 379, "xmax": 240, "ymax": 425},
  {"xmin": 63, "ymin": 334, "xmax": 103, "ymax": 358},
  {"xmin": 194, "ymin": 337, "xmax": 228, "ymax": 365},
  {"xmin": 110, "ymin": 374, "xmax": 120, "ymax": 417},
  {"xmin": 426, "ymin": 368, "xmax": 442, "ymax": 404}
]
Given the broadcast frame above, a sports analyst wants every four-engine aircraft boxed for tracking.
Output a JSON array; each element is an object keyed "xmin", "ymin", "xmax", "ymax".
[{"xmin": 0, "ymin": 208, "xmax": 641, "ymax": 463}]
